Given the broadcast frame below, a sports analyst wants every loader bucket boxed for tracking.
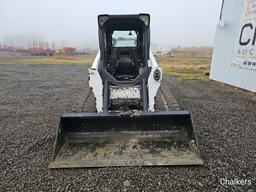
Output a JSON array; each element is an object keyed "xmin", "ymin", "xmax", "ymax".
[{"xmin": 49, "ymin": 111, "xmax": 203, "ymax": 168}]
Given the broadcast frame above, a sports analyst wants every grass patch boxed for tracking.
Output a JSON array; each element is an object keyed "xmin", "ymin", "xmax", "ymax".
[
  {"xmin": 0, "ymin": 55, "xmax": 95, "ymax": 65},
  {"xmin": 164, "ymin": 69, "xmax": 208, "ymax": 81},
  {"xmin": 0, "ymin": 54, "xmax": 211, "ymax": 81},
  {"xmin": 157, "ymin": 56, "xmax": 211, "ymax": 81}
]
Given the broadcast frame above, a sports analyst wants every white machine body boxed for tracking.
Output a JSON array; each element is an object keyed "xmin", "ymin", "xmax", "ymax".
[{"xmin": 89, "ymin": 50, "xmax": 162, "ymax": 113}]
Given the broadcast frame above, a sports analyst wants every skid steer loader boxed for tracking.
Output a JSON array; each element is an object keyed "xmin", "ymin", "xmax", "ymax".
[{"xmin": 49, "ymin": 14, "xmax": 203, "ymax": 168}]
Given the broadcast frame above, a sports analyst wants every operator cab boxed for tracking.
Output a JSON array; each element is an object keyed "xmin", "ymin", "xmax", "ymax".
[
  {"xmin": 98, "ymin": 14, "xmax": 150, "ymax": 82},
  {"xmin": 108, "ymin": 30, "xmax": 141, "ymax": 81}
]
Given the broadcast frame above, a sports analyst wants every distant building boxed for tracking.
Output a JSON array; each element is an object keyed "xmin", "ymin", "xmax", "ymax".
[
  {"xmin": 62, "ymin": 47, "xmax": 76, "ymax": 55},
  {"xmin": 154, "ymin": 45, "xmax": 171, "ymax": 57},
  {"xmin": 210, "ymin": 0, "xmax": 256, "ymax": 92}
]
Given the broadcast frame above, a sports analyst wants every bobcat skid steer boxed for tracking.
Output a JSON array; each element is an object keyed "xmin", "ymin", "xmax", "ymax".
[{"xmin": 49, "ymin": 14, "xmax": 203, "ymax": 168}]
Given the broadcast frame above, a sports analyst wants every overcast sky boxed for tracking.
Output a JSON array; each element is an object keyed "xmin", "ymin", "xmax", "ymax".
[{"xmin": 0, "ymin": 0, "xmax": 222, "ymax": 49}]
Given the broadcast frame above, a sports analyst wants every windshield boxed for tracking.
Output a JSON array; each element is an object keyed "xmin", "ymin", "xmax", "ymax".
[{"xmin": 112, "ymin": 30, "xmax": 137, "ymax": 47}]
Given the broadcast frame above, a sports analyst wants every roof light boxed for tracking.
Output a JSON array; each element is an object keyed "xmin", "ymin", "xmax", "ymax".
[
  {"xmin": 139, "ymin": 14, "xmax": 150, "ymax": 27},
  {"xmin": 98, "ymin": 15, "xmax": 110, "ymax": 28}
]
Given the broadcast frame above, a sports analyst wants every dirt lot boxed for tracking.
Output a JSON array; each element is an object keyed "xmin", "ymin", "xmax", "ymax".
[{"xmin": 0, "ymin": 64, "xmax": 255, "ymax": 192}]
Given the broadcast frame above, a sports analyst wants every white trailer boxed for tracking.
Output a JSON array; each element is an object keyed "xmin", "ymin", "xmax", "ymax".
[{"xmin": 210, "ymin": 0, "xmax": 256, "ymax": 92}]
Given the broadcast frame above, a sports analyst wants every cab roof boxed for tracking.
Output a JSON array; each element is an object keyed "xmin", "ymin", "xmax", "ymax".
[{"xmin": 98, "ymin": 14, "xmax": 150, "ymax": 30}]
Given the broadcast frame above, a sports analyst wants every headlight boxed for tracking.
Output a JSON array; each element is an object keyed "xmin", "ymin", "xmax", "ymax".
[{"xmin": 153, "ymin": 69, "xmax": 161, "ymax": 81}]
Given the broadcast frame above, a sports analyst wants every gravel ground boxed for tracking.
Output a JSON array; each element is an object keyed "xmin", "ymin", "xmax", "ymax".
[
  {"xmin": 0, "ymin": 64, "xmax": 255, "ymax": 192},
  {"xmin": 0, "ymin": 51, "xmax": 31, "ymax": 59}
]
